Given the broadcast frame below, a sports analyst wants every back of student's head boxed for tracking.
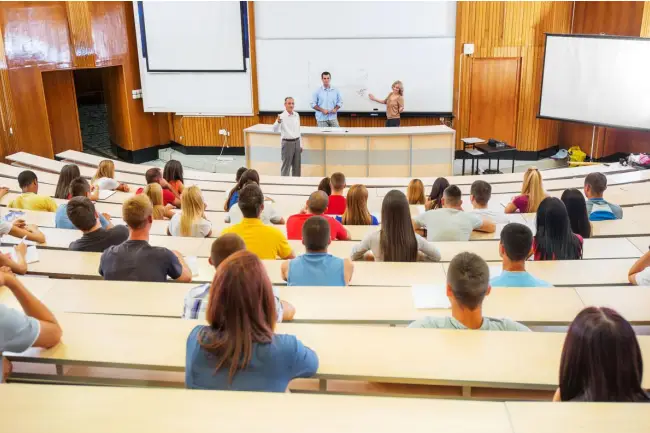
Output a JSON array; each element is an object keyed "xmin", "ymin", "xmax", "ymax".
[
  {"xmin": 447, "ymin": 252, "xmax": 490, "ymax": 310},
  {"xmin": 317, "ymin": 177, "xmax": 331, "ymax": 196},
  {"xmin": 66, "ymin": 196, "xmax": 97, "ymax": 231},
  {"xmin": 380, "ymin": 190, "xmax": 417, "ymax": 262},
  {"xmin": 144, "ymin": 183, "xmax": 165, "ymax": 220},
  {"xmin": 200, "ymin": 250, "xmax": 275, "ymax": 382},
  {"xmin": 559, "ymin": 307, "xmax": 649, "ymax": 402},
  {"xmin": 428, "ymin": 177, "xmax": 449, "ymax": 208},
  {"xmin": 330, "ymin": 172, "xmax": 346, "ymax": 191},
  {"xmin": 122, "ymin": 194, "xmax": 152, "ymax": 230},
  {"xmin": 94, "ymin": 160, "xmax": 115, "ymax": 181},
  {"xmin": 238, "ymin": 183, "xmax": 264, "ymax": 218},
  {"xmin": 561, "ymin": 188, "xmax": 591, "ymax": 239},
  {"xmin": 235, "ymin": 166, "xmax": 248, "ymax": 182},
  {"xmin": 226, "ymin": 169, "xmax": 260, "ymax": 211},
  {"xmin": 500, "ymin": 223, "xmax": 533, "ymax": 262},
  {"xmin": 179, "ymin": 185, "xmax": 205, "ymax": 236},
  {"xmin": 144, "ymin": 167, "xmax": 162, "ymax": 184},
  {"xmin": 443, "ymin": 185, "xmax": 462, "ymax": 207},
  {"xmin": 307, "ymin": 190, "xmax": 329, "ymax": 215},
  {"xmin": 535, "ymin": 197, "xmax": 582, "ymax": 260},
  {"xmin": 470, "ymin": 180, "xmax": 492, "ymax": 207},
  {"xmin": 406, "ymin": 179, "xmax": 425, "ymax": 205},
  {"xmin": 584, "ymin": 172, "xmax": 607, "ymax": 196},
  {"xmin": 18, "ymin": 170, "xmax": 37, "ymax": 189},
  {"xmin": 341, "ymin": 184, "xmax": 372, "ymax": 225},
  {"xmin": 521, "ymin": 167, "xmax": 544, "ymax": 213},
  {"xmin": 69, "ymin": 177, "xmax": 90, "ymax": 198},
  {"xmin": 55, "ymin": 164, "xmax": 81, "ymax": 199},
  {"xmin": 210, "ymin": 233, "xmax": 245, "ymax": 268},
  {"xmin": 302, "ymin": 216, "xmax": 330, "ymax": 251},
  {"xmin": 163, "ymin": 159, "xmax": 184, "ymax": 183}
]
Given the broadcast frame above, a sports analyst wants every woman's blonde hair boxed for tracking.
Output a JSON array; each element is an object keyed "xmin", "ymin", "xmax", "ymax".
[
  {"xmin": 180, "ymin": 185, "xmax": 205, "ymax": 236},
  {"xmin": 406, "ymin": 179, "xmax": 425, "ymax": 205},
  {"xmin": 521, "ymin": 167, "xmax": 545, "ymax": 213},
  {"xmin": 391, "ymin": 80, "xmax": 404, "ymax": 96},
  {"xmin": 93, "ymin": 160, "xmax": 115, "ymax": 182},
  {"xmin": 341, "ymin": 184, "xmax": 373, "ymax": 225},
  {"xmin": 144, "ymin": 183, "xmax": 165, "ymax": 220}
]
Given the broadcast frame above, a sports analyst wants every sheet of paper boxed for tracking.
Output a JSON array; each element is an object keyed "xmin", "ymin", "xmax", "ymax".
[
  {"xmin": 185, "ymin": 256, "xmax": 199, "ymax": 277},
  {"xmin": 98, "ymin": 190, "xmax": 116, "ymax": 200},
  {"xmin": 2, "ymin": 211, "xmax": 25, "ymax": 222},
  {"xmin": 411, "ymin": 284, "xmax": 451, "ymax": 310},
  {"xmin": 11, "ymin": 245, "xmax": 39, "ymax": 264},
  {"xmin": 2, "ymin": 235, "xmax": 38, "ymax": 246}
]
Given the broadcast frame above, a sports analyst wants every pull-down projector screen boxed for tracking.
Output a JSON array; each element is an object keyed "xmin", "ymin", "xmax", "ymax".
[{"xmin": 539, "ymin": 34, "xmax": 650, "ymax": 130}]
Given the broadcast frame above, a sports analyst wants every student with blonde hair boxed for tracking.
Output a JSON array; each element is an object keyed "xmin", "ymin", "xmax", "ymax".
[
  {"xmin": 144, "ymin": 183, "xmax": 175, "ymax": 220},
  {"xmin": 406, "ymin": 179, "xmax": 425, "ymax": 205},
  {"xmin": 336, "ymin": 184, "xmax": 378, "ymax": 226},
  {"xmin": 505, "ymin": 167, "xmax": 546, "ymax": 214},
  {"xmin": 369, "ymin": 80, "xmax": 405, "ymax": 127},
  {"xmin": 168, "ymin": 186, "xmax": 212, "ymax": 237},
  {"xmin": 92, "ymin": 160, "xmax": 130, "ymax": 192}
]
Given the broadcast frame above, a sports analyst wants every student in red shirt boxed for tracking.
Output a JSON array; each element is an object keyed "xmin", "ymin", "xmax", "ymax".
[
  {"xmin": 327, "ymin": 172, "xmax": 347, "ymax": 215},
  {"xmin": 286, "ymin": 191, "xmax": 350, "ymax": 241},
  {"xmin": 135, "ymin": 168, "xmax": 181, "ymax": 208}
]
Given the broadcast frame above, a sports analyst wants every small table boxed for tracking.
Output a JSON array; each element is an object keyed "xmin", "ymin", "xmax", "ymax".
[
  {"xmin": 475, "ymin": 143, "xmax": 517, "ymax": 174},
  {"xmin": 461, "ymin": 137, "xmax": 485, "ymax": 175}
]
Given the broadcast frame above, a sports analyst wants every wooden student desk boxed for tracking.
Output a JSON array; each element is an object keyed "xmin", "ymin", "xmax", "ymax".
[{"xmin": 7, "ymin": 313, "xmax": 650, "ymax": 394}]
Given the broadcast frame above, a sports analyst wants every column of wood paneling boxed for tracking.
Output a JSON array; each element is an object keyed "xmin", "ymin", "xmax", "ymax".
[
  {"xmin": 65, "ymin": 1, "xmax": 97, "ymax": 68},
  {"xmin": 0, "ymin": 28, "xmax": 14, "ymax": 160}
]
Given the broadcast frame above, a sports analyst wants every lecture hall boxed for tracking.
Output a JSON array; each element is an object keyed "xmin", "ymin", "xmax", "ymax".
[{"xmin": 1, "ymin": 1, "xmax": 650, "ymax": 432}]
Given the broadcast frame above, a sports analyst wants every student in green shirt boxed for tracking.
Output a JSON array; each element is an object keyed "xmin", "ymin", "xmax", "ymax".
[{"xmin": 408, "ymin": 251, "xmax": 530, "ymax": 331}]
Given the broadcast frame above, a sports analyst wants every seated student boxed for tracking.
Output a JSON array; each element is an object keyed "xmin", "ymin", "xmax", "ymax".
[
  {"xmin": 135, "ymin": 167, "xmax": 180, "ymax": 208},
  {"xmin": 335, "ymin": 184, "xmax": 379, "ymax": 226},
  {"xmin": 8, "ymin": 170, "xmax": 58, "ymax": 212},
  {"xmin": 163, "ymin": 159, "xmax": 185, "ymax": 198},
  {"xmin": 561, "ymin": 188, "xmax": 592, "ymax": 238},
  {"xmin": 489, "ymin": 223, "xmax": 552, "ymax": 287},
  {"xmin": 99, "ymin": 195, "xmax": 192, "ymax": 282},
  {"xmin": 185, "ymin": 250, "xmax": 318, "ymax": 392},
  {"xmin": 533, "ymin": 197, "xmax": 583, "ymax": 261},
  {"xmin": 183, "ymin": 233, "xmax": 295, "ymax": 321},
  {"xmin": 67, "ymin": 197, "xmax": 129, "ymax": 253},
  {"xmin": 282, "ymin": 216, "xmax": 353, "ymax": 286},
  {"xmin": 54, "ymin": 164, "xmax": 99, "ymax": 201},
  {"xmin": 317, "ymin": 177, "xmax": 331, "ymax": 196},
  {"xmin": 92, "ymin": 160, "xmax": 130, "ymax": 192},
  {"xmin": 505, "ymin": 167, "xmax": 546, "ymax": 214},
  {"xmin": 584, "ymin": 172, "xmax": 622, "ymax": 221},
  {"xmin": 286, "ymin": 191, "xmax": 350, "ymax": 241},
  {"xmin": 223, "ymin": 167, "xmax": 251, "ymax": 211},
  {"xmin": 627, "ymin": 249, "xmax": 650, "ymax": 285},
  {"xmin": 0, "ymin": 268, "xmax": 62, "ymax": 379},
  {"xmin": 167, "ymin": 186, "xmax": 212, "ymax": 238},
  {"xmin": 406, "ymin": 179, "xmax": 426, "ymax": 205},
  {"xmin": 425, "ymin": 177, "xmax": 449, "ymax": 210},
  {"xmin": 469, "ymin": 180, "xmax": 509, "ymax": 224},
  {"xmin": 351, "ymin": 190, "xmax": 440, "ymax": 262},
  {"xmin": 221, "ymin": 184, "xmax": 295, "ymax": 260},
  {"xmin": 0, "ymin": 195, "xmax": 45, "ymax": 244},
  {"xmin": 554, "ymin": 307, "xmax": 649, "ymax": 402},
  {"xmin": 327, "ymin": 172, "xmax": 347, "ymax": 215},
  {"xmin": 227, "ymin": 171, "xmax": 284, "ymax": 225},
  {"xmin": 55, "ymin": 177, "xmax": 113, "ymax": 230},
  {"xmin": 143, "ymin": 183, "xmax": 175, "ymax": 220},
  {"xmin": 413, "ymin": 185, "xmax": 495, "ymax": 242},
  {"xmin": 409, "ymin": 252, "xmax": 530, "ymax": 331}
]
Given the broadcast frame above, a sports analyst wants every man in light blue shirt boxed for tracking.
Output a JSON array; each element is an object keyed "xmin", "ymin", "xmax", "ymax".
[
  {"xmin": 311, "ymin": 71, "xmax": 342, "ymax": 127},
  {"xmin": 489, "ymin": 223, "xmax": 553, "ymax": 288}
]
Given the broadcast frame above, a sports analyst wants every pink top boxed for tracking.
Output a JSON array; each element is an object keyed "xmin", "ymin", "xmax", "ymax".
[{"xmin": 511, "ymin": 195, "xmax": 529, "ymax": 213}]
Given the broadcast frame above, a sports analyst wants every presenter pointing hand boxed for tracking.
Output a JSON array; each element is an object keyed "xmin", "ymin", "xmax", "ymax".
[
  {"xmin": 273, "ymin": 97, "xmax": 302, "ymax": 177},
  {"xmin": 369, "ymin": 80, "xmax": 404, "ymax": 127}
]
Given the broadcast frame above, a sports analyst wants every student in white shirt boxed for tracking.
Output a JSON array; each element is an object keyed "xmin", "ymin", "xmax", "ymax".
[
  {"xmin": 628, "ymin": 249, "xmax": 650, "ymax": 285},
  {"xmin": 92, "ymin": 160, "xmax": 130, "ymax": 192},
  {"xmin": 167, "ymin": 186, "xmax": 212, "ymax": 238},
  {"xmin": 273, "ymin": 97, "xmax": 302, "ymax": 177},
  {"xmin": 469, "ymin": 180, "xmax": 510, "ymax": 224}
]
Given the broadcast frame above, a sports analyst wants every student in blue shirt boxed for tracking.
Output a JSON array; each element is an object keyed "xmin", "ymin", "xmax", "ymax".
[
  {"xmin": 311, "ymin": 71, "xmax": 343, "ymax": 127},
  {"xmin": 281, "ymin": 216, "xmax": 354, "ymax": 286},
  {"xmin": 584, "ymin": 172, "xmax": 623, "ymax": 221},
  {"xmin": 55, "ymin": 177, "xmax": 112, "ymax": 230},
  {"xmin": 186, "ymin": 250, "xmax": 318, "ymax": 392},
  {"xmin": 490, "ymin": 223, "xmax": 553, "ymax": 288}
]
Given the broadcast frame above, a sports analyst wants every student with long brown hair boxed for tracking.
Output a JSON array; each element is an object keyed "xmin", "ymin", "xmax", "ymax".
[
  {"xmin": 425, "ymin": 177, "xmax": 449, "ymax": 210},
  {"xmin": 554, "ymin": 307, "xmax": 649, "ymax": 402},
  {"xmin": 55, "ymin": 164, "xmax": 99, "ymax": 200},
  {"xmin": 163, "ymin": 159, "xmax": 185, "ymax": 198},
  {"xmin": 224, "ymin": 169, "xmax": 260, "ymax": 211},
  {"xmin": 92, "ymin": 160, "xmax": 130, "ymax": 192},
  {"xmin": 336, "ymin": 184, "xmax": 378, "ymax": 226},
  {"xmin": 505, "ymin": 166, "xmax": 546, "ymax": 214},
  {"xmin": 351, "ymin": 190, "xmax": 440, "ymax": 262},
  {"xmin": 406, "ymin": 179, "xmax": 425, "ymax": 205},
  {"xmin": 185, "ymin": 250, "xmax": 318, "ymax": 392}
]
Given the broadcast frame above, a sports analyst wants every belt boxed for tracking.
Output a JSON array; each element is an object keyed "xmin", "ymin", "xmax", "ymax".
[{"xmin": 282, "ymin": 137, "xmax": 300, "ymax": 141}]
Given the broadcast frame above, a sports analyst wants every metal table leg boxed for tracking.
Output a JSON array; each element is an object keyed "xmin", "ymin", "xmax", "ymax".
[{"xmin": 512, "ymin": 152, "xmax": 516, "ymax": 173}]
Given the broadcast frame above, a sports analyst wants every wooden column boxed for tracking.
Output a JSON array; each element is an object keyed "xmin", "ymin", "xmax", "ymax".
[{"xmin": 65, "ymin": 1, "xmax": 97, "ymax": 68}]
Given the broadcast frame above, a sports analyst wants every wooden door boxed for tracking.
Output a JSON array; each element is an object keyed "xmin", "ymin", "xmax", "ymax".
[
  {"xmin": 42, "ymin": 70, "xmax": 83, "ymax": 155},
  {"xmin": 468, "ymin": 58, "xmax": 520, "ymax": 147}
]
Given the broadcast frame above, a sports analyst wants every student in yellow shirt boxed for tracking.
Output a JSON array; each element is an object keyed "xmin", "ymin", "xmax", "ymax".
[
  {"xmin": 221, "ymin": 183, "xmax": 295, "ymax": 260},
  {"xmin": 8, "ymin": 171, "xmax": 58, "ymax": 212}
]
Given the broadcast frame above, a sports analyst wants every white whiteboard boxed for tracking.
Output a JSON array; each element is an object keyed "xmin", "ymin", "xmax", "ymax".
[
  {"xmin": 255, "ymin": 1, "xmax": 456, "ymax": 114},
  {"xmin": 133, "ymin": 2, "xmax": 253, "ymax": 115},
  {"xmin": 540, "ymin": 35, "xmax": 650, "ymax": 130},
  {"xmin": 142, "ymin": 2, "xmax": 245, "ymax": 72},
  {"xmin": 256, "ymin": 38, "xmax": 455, "ymax": 114}
]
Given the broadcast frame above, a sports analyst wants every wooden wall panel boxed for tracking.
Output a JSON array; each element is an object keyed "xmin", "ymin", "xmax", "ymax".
[
  {"xmin": 42, "ymin": 69, "xmax": 82, "ymax": 155},
  {"xmin": 0, "ymin": 21, "xmax": 15, "ymax": 161},
  {"xmin": 65, "ymin": 1, "xmax": 96, "ymax": 68},
  {"xmin": 454, "ymin": 1, "xmax": 573, "ymax": 152}
]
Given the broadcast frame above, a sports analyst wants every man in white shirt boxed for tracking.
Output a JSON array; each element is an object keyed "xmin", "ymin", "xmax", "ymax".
[
  {"xmin": 273, "ymin": 97, "xmax": 302, "ymax": 177},
  {"xmin": 469, "ymin": 180, "xmax": 510, "ymax": 224}
]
